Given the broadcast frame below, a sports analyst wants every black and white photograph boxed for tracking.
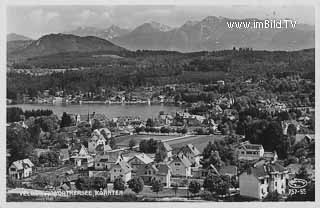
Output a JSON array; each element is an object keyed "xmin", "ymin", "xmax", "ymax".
[{"xmin": 3, "ymin": 0, "xmax": 317, "ymax": 205}]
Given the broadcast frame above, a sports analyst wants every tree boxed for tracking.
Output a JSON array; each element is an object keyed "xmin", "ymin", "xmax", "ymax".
[
  {"xmin": 151, "ymin": 179, "xmax": 163, "ymax": 196},
  {"xmin": 75, "ymin": 177, "xmax": 91, "ymax": 190},
  {"xmin": 188, "ymin": 180, "xmax": 201, "ymax": 197},
  {"xmin": 155, "ymin": 142, "xmax": 167, "ymax": 162},
  {"xmin": 92, "ymin": 177, "xmax": 107, "ymax": 190},
  {"xmin": 113, "ymin": 177, "xmax": 125, "ymax": 191},
  {"xmin": 109, "ymin": 137, "xmax": 116, "ymax": 149},
  {"xmin": 60, "ymin": 112, "xmax": 72, "ymax": 128},
  {"xmin": 146, "ymin": 118, "xmax": 155, "ymax": 127},
  {"xmin": 91, "ymin": 119, "xmax": 104, "ymax": 130},
  {"xmin": 129, "ymin": 139, "xmax": 136, "ymax": 150},
  {"xmin": 127, "ymin": 177, "xmax": 144, "ymax": 194},
  {"xmin": 296, "ymin": 167, "xmax": 309, "ymax": 181},
  {"xmin": 263, "ymin": 191, "xmax": 281, "ymax": 201},
  {"xmin": 7, "ymin": 107, "xmax": 24, "ymax": 122},
  {"xmin": 203, "ymin": 173, "xmax": 229, "ymax": 195}
]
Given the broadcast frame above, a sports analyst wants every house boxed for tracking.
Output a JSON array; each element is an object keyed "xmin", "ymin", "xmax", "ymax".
[
  {"xmin": 169, "ymin": 153, "xmax": 192, "ymax": 177},
  {"xmin": 263, "ymin": 151, "xmax": 278, "ymax": 162},
  {"xmin": 9, "ymin": 159, "xmax": 34, "ymax": 179},
  {"xmin": 127, "ymin": 153, "xmax": 153, "ymax": 176},
  {"xmin": 110, "ymin": 160, "xmax": 132, "ymax": 182},
  {"xmin": 94, "ymin": 154, "xmax": 120, "ymax": 171},
  {"xmin": 178, "ymin": 144, "xmax": 201, "ymax": 166},
  {"xmin": 70, "ymin": 144, "xmax": 94, "ymax": 167},
  {"xmin": 236, "ymin": 141, "xmax": 264, "ymax": 161},
  {"xmin": 88, "ymin": 129, "xmax": 111, "ymax": 154},
  {"xmin": 136, "ymin": 163, "xmax": 171, "ymax": 187},
  {"xmin": 239, "ymin": 161, "xmax": 289, "ymax": 199}
]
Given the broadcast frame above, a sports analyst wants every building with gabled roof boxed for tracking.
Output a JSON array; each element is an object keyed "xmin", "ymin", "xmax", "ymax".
[
  {"xmin": 178, "ymin": 144, "xmax": 201, "ymax": 166},
  {"xmin": 169, "ymin": 153, "xmax": 192, "ymax": 177},
  {"xmin": 9, "ymin": 159, "xmax": 34, "ymax": 179},
  {"xmin": 127, "ymin": 153, "xmax": 153, "ymax": 176},
  {"xmin": 136, "ymin": 162, "xmax": 171, "ymax": 187},
  {"xmin": 236, "ymin": 141, "xmax": 264, "ymax": 161},
  {"xmin": 239, "ymin": 161, "xmax": 289, "ymax": 199},
  {"xmin": 94, "ymin": 154, "xmax": 120, "ymax": 171},
  {"xmin": 110, "ymin": 160, "xmax": 132, "ymax": 182}
]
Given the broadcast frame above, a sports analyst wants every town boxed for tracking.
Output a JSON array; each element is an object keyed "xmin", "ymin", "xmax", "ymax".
[
  {"xmin": 6, "ymin": 76, "xmax": 315, "ymax": 201},
  {"xmin": 6, "ymin": 5, "xmax": 315, "ymax": 202}
]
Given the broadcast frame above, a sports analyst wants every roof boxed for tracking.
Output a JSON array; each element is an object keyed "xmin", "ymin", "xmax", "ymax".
[
  {"xmin": 170, "ymin": 154, "xmax": 192, "ymax": 167},
  {"xmin": 96, "ymin": 154, "xmax": 118, "ymax": 163},
  {"xmin": 219, "ymin": 165, "xmax": 237, "ymax": 176},
  {"xmin": 180, "ymin": 144, "xmax": 201, "ymax": 156},
  {"xmin": 263, "ymin": 151, "xmax": 277, "ymax": 159},
  {"xmin": 99, "ymin": 128, "xmax": 111, "ymax": 134},
  {"xmin": 11, "ymin": 159, "xmax": 34, "ymax": 170},
  {"xmin": 162, "ymin": 142, "xmax": 172, "ymax": 152},
  {"xmin": 128, "ymin": 153, "xmax": 153, "ymax": 165},
  {"xmin": 247, "ymin": 162, "xmax": 287, "ymax": 178},
  {"xmin": 136, "ymin": 163, "xmax": 158, "ymax": 176},
  {"xmin": 155, "ymin": 163, "xmax": 171, "ymax": 175},
  {"xmin": 238, "ymin": 141, "xmax": 263, "ymax": 151},
  {"xmin": 111, "ymin": 160, "xmax": 132, "ymax": 174}
]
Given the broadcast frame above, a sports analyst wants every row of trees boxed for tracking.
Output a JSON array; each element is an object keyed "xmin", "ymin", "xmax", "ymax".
[{"xmin": 7, "ymin": 107, "xmax": 53, "ymax": 123}]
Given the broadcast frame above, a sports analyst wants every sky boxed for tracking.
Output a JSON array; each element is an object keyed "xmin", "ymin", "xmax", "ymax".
[{"xmin": 7, "ymin": 5, "xmax": 315, "ymax": 39}]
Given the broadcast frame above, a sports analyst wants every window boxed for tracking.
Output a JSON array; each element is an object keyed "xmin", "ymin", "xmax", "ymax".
[
  {"xmin": 281, "ymin": 174, "xmax": 283, "ymax": 180},
  {"xmin": 260, "ymin": 179, "xmax": 264, "ymax": 184},
  {"xmin": 114, "ymin": 169, "xmax": 116, "ymax": 172},
  {"xmin": 97, "ymin": 163, "xmax": 100, "ymax": 166},
  {"xmin": 275, "ymin": 182, "xmax": 277, "ymax": 187}
]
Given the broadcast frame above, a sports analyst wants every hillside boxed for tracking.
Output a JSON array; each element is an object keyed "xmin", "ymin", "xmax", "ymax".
[{"xmin": 8, "ymin": 33, "xmax": 127, "ymax": 60}]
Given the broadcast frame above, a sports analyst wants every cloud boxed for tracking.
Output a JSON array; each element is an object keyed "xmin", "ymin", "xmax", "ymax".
[{"xmin": 28, "ymin": 9, "xmax": 60, "ymax": 24}]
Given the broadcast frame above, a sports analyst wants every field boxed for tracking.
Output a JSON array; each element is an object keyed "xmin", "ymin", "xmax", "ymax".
[
  {"xmin": 115, "ymin": 134, "xmax": 225, "ymax": 152},
  {"xmin": 115, "ymin": 134, "xmax": 178, "ymax": 147},
  {"xmin": 167, "ymin": 135, "xmax": 225, "ymax": 153}
]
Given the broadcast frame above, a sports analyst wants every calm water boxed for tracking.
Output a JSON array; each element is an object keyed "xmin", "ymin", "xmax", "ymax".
[{"xmin": 10, "ymin": 104, "xmax": 183, "ymax": 119}]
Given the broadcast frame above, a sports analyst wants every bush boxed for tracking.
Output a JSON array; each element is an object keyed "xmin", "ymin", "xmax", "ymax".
[{"xmin": 200, "ymin": 190, "xmax": 218, "ymax": 201}]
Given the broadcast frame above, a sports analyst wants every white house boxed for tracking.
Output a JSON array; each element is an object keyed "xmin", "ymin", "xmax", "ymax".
[
  {"xmin": 239, "ymin": 161, "xmax": 289, "ymax": 199},
  {"xmin": 9, "ymin": 159, "xmax": 34, "ymax": 179},
  {"xmin": 169, "ymin": 153, "xmax": 192, "ymax": 177},
  {"xmin": 136, "ymin": 162, "xmax": 172, "ymax": 187},
  {"xmin": 110, "ymin": 160, "xmax": 132, "ymax": 182},
  {"xmin": 88, "ymin": 129, "xmax": 111, "ymax": 154},
  {"xmin": 70, "ymin": 144, "xmax": 94, "ymax": 167},
  {"xmin": 236, "ymin": 141, "xmax": 264, "ymax": 161}
]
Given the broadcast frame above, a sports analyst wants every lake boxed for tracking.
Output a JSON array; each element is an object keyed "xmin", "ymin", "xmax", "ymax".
[{"xmin": 9, "ymin": 104, "xmax": 183, "ymax": 120}]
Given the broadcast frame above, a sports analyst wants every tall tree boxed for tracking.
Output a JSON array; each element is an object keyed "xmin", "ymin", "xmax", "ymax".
[{"xmin": 60, "ymin": 112, "xmax": 72, "ymax": 128}]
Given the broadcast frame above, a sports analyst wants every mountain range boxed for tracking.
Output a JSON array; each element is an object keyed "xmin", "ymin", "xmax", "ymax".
[{"xmin": 7, "ymin": 16, "xmax": 315, "ymax": 59}]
